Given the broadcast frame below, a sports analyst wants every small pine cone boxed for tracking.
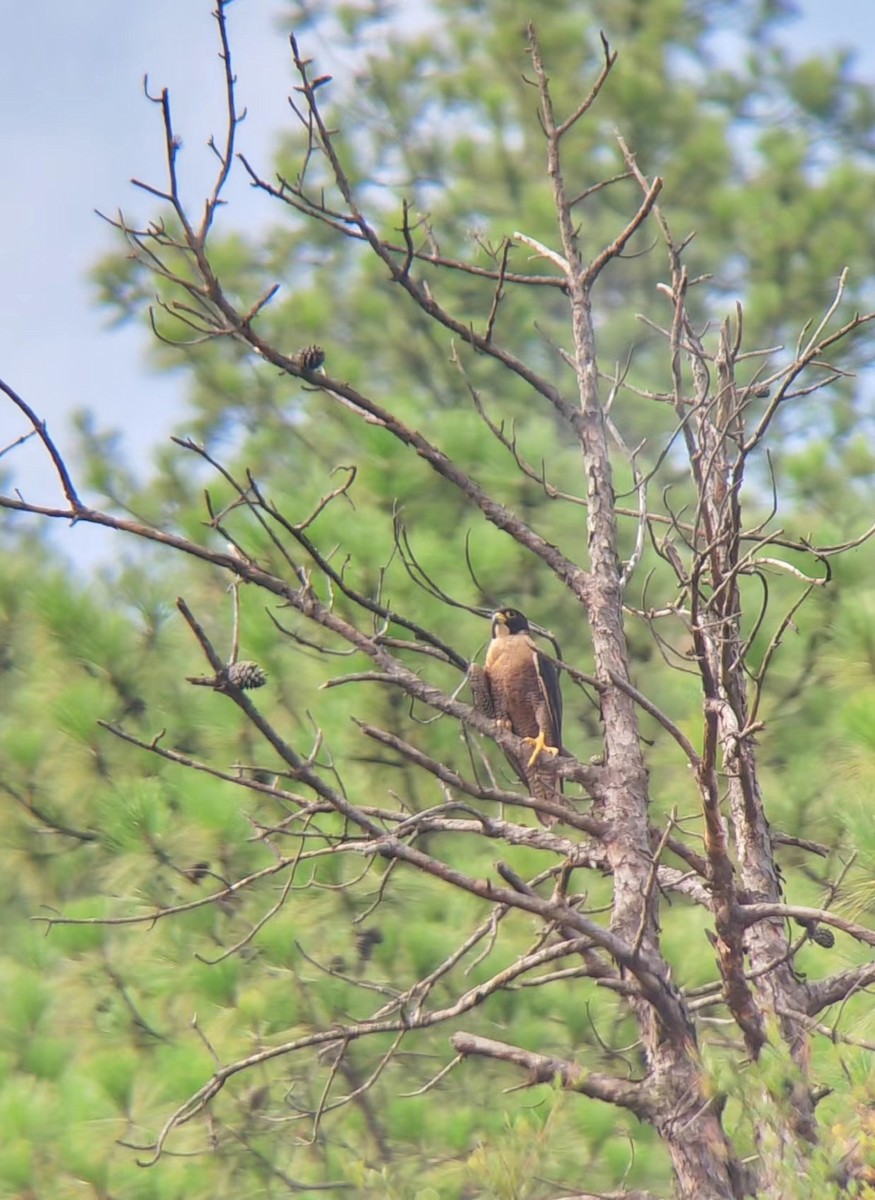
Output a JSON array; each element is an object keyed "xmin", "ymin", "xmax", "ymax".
[
  {"xmin": 226, "ymin": 660, "xmax": 267, "ymax": 690},
  {"xmin": 246, "ymin": 1085, "xmax": 270, "ymax": 1114},
  {"xmin": 795, "ymin": 916, "xmax": 836, "ymax": 949},
  {"xmin": 355, "ymin": 927, "xmax": 384, "ymax": 963},
  {"xmin": 811, "ymin": 924, "xmax": 836, "ymax": 949},
  {"xmin": 297, "ymin": 344, "xmax": 325, "ymax": 371}
]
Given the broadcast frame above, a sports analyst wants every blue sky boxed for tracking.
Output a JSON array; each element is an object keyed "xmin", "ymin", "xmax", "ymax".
[{"xmin": 1, "ymin": 2, "xmax": 874, "ymax": 565}]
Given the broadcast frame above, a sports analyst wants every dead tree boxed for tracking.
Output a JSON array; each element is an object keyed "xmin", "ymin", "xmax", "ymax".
[{"xmin": 3, "ymin": 7, "xmax": 875, "ymax": 1197}]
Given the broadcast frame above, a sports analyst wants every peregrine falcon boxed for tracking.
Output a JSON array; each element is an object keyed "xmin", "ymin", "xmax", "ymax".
[{"xmin": 471, "ymin": 607, "xmax": 565, "ymax": 826}]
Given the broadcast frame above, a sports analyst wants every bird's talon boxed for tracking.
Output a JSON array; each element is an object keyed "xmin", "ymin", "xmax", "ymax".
[{"xmin": 523, "ymin": 732, "xmax": 559, "ymax": 769}]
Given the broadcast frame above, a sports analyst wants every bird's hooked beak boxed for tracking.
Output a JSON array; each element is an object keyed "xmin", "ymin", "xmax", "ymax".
[{"xmin": 491, "ymin": 609, "xmax": 509, "ymax": 638}]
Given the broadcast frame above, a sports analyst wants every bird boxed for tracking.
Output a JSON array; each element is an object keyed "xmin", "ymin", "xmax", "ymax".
[{"xmin": 470, "ymin": 607, "xmax": 565, "ymax": 826}]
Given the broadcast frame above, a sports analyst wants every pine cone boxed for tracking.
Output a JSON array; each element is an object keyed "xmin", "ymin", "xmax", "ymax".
[
  {"xmin": 226, "ymin": 660, "xmax": 267, "ymax": 690},
  {"xmin": 811, "ymin": 924, "xmax": 836, "ymax": 949},
  {"xmin": 297, "ymin": 344, "xmax": 325, "ymax": 371},
  {"xmin": 795, "ymin": 916, "xmax": 836, "ymax": 949},
  {"xmin": 355, "ymin": 927, "xmax": 384, "ymax": 963}
]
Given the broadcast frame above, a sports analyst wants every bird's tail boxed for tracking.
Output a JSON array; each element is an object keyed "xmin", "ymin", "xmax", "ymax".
[{"xmin": 529, "ymin": 770, "xmax": 566, "ymax": 828}]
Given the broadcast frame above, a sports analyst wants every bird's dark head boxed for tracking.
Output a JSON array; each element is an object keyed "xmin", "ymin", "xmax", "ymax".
[{"xmin": 492, "ymin": 607, "xmax": 530, "ymax": 637}]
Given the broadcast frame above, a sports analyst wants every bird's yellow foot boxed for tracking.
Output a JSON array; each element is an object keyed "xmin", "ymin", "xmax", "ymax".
[{"xmin": 523, "ymin": 731, "xmax": 559, "ymax": 768}]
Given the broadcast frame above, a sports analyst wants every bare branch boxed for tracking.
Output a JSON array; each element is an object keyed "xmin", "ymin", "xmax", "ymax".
[
  {"xmin": 0, "ymin": 377, "xmax": 83, "ymax": 510},
  {"xmin": 450, "ymin": 1031, "xmax": 653, "ymax": 1117}
]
